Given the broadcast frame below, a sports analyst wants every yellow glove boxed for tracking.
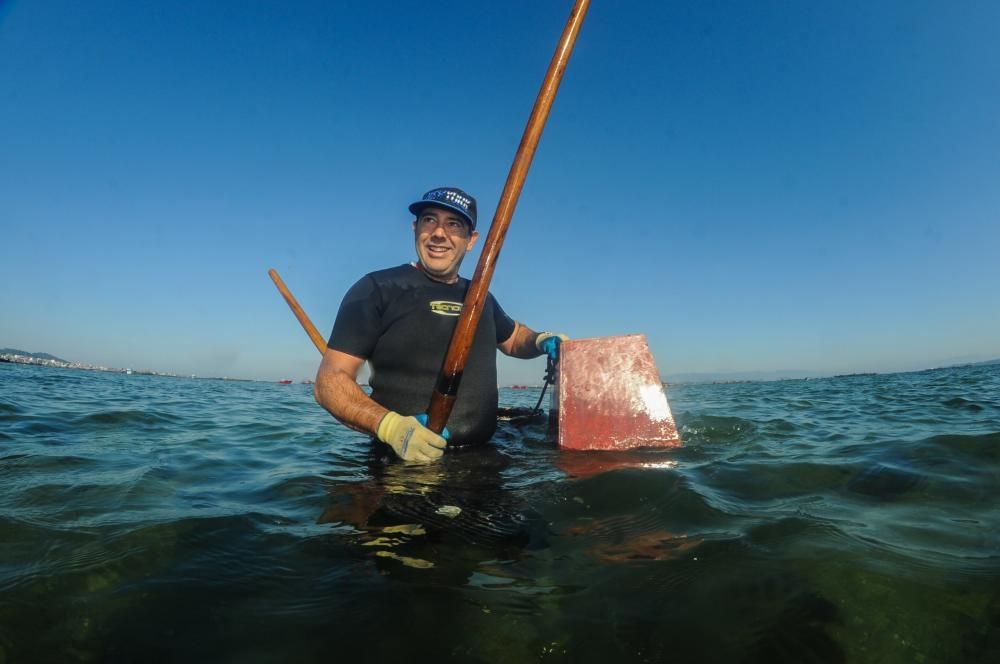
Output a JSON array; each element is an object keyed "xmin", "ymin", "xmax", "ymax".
[{"xmin": 376, "ymin": 411, "xmax": 447, "ymax": 462}]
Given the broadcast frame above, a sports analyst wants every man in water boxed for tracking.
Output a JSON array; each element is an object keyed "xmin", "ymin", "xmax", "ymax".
[{"xmin": 314, "ymin": 186, "xmax": 567, "ymax": 463}]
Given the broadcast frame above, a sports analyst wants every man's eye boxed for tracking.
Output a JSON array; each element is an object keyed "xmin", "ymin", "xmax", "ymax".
[{"xmin": 447, "ymin": 221, "xmax": 461, "ymax": 229}]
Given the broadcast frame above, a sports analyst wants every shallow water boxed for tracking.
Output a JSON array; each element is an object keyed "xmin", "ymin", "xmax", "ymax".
[{"xmin": 1, "ymin": 361, "xmax": 999, "ymax": 662}]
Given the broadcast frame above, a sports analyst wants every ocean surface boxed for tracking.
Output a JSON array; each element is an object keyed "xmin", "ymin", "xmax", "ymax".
[{"xmin": 1, "ymin": 360, "xmax": 998, "ymax": 663}]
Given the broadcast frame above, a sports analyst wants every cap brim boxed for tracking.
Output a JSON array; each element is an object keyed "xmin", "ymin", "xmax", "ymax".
[{"xmin": 408, "ymin": 201, "xmax": 475, "ymax": 230}]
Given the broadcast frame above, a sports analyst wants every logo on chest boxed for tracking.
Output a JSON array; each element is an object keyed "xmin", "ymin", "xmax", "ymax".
[{"xmin": 429, "ymin": 300, "xmax": 463, "ymax": 316}]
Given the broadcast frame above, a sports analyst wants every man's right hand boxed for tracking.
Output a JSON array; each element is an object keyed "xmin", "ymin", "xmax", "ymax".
[
  {"xmin": 535, "ymin": 332, "xmax": 570, "ymax": 362},
  {"xmin": 376, "ymin": 411, "xmax": 447, "ymax": 462}
]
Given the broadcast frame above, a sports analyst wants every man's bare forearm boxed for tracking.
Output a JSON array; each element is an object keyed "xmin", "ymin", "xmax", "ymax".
[
  {"xmin": 500, "ymin": 322, "xmax": 545, "ymax": 359},
  {"xmin": 314, "ymin": 369, "xmax": 387, "ymax": 435}
]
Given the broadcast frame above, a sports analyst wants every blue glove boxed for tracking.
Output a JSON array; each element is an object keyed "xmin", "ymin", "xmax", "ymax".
[
  {"xmin": 535, "ymin": 332, "xmax": 569, "ymax": 362},
  {"xmin": 415, "ymin": 413, "xmax": 450, "ymax": 441}
]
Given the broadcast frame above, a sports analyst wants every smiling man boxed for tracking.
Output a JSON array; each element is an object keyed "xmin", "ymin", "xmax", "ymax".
[{"xmin": 314, "ymin": 187, "xmax": 568, "ymax": 462}]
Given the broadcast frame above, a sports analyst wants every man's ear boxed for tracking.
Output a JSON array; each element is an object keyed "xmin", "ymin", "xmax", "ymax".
[{"xmin": 466, "ymin": 230, "xmax": 480, "ymax": 250}]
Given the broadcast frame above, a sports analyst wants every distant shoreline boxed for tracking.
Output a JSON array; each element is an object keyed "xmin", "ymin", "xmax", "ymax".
[
  {"xmin": 0, "ymin": 352, "xmax": 268, "ymax": 383},
  {"xmin": 3, "ymin": 348, "xmax": 997, "ymax": 388}
]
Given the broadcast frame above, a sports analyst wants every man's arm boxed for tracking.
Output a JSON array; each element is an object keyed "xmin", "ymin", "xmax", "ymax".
[
  {"xmin": 313, "ymin": 347, "xmax": 447, "ymax": 462},
  {"xmin": 313, "ymin": 348, "xmax": 387, "ymax": 435},
  {"xmin": 498, "ymin": 322, "xmax": 544, "ymax": 358}
]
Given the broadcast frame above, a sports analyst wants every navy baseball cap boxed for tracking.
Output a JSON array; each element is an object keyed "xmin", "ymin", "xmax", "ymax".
[{"xmin": 408, "ymin": 187, "xmax": 478, "ymax": 230}]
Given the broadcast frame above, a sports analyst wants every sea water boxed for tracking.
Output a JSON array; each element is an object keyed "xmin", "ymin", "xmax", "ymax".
[{"xmin": 1, "ymin": 361, "xmax": 998, "ymax": 662}]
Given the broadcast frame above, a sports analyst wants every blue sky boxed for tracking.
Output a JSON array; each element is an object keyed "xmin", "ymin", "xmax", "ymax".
[{"xmin": 2, "ymin": 0, "xmax": 998, "ymax": 383}]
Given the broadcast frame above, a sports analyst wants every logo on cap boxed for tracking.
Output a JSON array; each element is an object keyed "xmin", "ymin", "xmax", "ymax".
[
  {"xmin": 409, "ymin": 187, "xmax": 478, "ymax": 229},
  {"xmin": 426, "ymin": 189, "xmax": 471, "ymax": 214}
]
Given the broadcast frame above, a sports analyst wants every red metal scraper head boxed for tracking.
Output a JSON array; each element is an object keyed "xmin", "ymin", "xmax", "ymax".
[{"xmin": 552, "ymin": 334, "xmax": 681, "ymax": 451}]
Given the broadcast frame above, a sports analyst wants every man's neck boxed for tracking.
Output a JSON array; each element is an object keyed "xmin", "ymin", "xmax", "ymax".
[{"xmin": 412, "ymin": 261, "xmax": 460, "ymax": 284}]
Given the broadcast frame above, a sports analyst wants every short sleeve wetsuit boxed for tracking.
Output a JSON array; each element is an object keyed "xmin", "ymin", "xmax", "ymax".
[{"xmin": 328, "ymin": 264, "xmax": 516, "ymax": 445}]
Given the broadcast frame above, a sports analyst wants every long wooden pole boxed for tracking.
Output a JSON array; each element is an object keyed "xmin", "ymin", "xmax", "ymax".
[
  {"xmin": 426, "ymin": 0, "xmax": 590, "ymax": 434},
  {"xmin": 268, "ymin": 268, "xmax": 327, "ymax": 355}
]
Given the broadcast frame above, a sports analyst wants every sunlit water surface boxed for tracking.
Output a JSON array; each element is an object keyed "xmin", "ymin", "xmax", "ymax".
[{"xmin": 2, "ymin": 361, "xmax": 999, "ymax": 662}]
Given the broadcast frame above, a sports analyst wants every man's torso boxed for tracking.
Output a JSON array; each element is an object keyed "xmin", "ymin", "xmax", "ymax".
[{"xmin": 329, "ymin": 264, "xmax": 515, "ymax": 445}]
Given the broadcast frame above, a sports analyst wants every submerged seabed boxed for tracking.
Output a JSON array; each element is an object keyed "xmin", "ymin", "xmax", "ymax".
[{"xmin": 1, "ymin": 362, "xmax": 999, "ymax": 662}]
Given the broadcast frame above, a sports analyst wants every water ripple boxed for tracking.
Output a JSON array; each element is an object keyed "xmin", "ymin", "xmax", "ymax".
[{"xmin": 2, "ymin": 361, "xmax": 999, "ymax": 661}]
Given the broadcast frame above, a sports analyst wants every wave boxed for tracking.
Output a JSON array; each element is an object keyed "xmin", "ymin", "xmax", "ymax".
[{"xmin": 73, "ymin": 409, "xmax": 182, "ymax": 428}]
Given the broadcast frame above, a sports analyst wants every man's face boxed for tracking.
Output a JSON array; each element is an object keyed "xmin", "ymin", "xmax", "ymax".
[{"xmin": 413, "ymin": 205, "xmax": 479, "ymax": 283}]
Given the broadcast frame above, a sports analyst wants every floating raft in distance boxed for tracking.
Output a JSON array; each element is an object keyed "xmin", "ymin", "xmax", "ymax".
[{"xmin": 553, "ymin": 334, "xmax": 681, "ymax": 451}]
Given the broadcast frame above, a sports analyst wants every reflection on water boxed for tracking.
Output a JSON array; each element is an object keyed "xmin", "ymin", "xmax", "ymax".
[{"xmin": 1, "ymin": 361, "xmax": 999, "ymax": 661}]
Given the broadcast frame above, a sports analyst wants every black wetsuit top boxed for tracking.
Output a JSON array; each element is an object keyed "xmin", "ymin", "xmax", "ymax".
[{"xmin": 328, "ymin": 264, "xmax": 516, "ymax": 445}]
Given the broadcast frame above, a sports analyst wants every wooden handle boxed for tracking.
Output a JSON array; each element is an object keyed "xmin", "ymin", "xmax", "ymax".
[
  {"xmin": 426, "ymin": 0, "xmax": 590, "ymax": 433},
  {"xmin": 268, "ymin": 268, "xmax": 327, "ymax": 355}
]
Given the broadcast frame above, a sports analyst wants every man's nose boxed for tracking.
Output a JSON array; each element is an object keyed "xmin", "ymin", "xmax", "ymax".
[{"xmin": 429, "ymin": 222, "xmax": 449, "ymax": 238}]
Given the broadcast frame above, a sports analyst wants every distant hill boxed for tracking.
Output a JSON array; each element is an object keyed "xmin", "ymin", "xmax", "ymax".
[
  {"xmin": 0, "ymin": 348, "xmax": 69, "ymax": 363},
  {"xmin": 665, "ymin": 358, "xmax": 1000, "ymax": 384},
  {"xmin": 958, "ymin": 358, "xmax": 1000, "ymax": 368},
  {"xmin": 664, "ymin": 369, "xmax": 822, "ymax": 384}
]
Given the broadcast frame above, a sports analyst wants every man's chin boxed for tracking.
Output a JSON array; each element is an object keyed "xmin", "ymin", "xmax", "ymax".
[
  {"xmin": 419, "ymin": 260, "xmax": 457, "ymax": 281},
  {"xmin": 421, "ymin": 255, "xmax": 452, "ymax": 271}
]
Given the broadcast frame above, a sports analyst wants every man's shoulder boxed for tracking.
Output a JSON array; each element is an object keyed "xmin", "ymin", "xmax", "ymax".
[
  {"xmin": 358, "ymin": 263, "xmax": 420, "ymax": 288},
  {"xmin": 365, "ymin": 264, "xmax": 419, "ymax": 284}
]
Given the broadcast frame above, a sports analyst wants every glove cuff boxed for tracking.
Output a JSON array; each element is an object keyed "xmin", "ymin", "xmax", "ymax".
[
  {"xmin": 375, "ymin": 411, "xmax": 401, "ymax": 442},
  {"xmin": 535, "ymin": 331, "xmax": 568, "ymax": 351}
]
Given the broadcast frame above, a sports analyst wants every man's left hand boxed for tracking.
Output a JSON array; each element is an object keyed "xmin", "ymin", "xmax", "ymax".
[{"xmin": 535, "ymin": 332, "xmax": 569, "ymax": 362}]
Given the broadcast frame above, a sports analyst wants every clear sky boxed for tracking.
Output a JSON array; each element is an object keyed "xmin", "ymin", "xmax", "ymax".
[{"xmin": 2, "ymin": 0, "xmax": 998, "ymax": 383}]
